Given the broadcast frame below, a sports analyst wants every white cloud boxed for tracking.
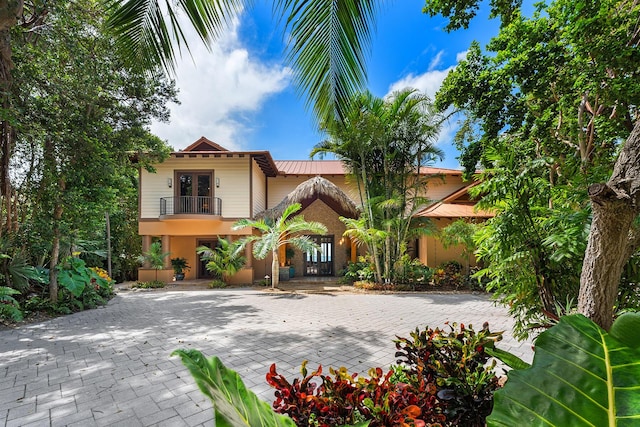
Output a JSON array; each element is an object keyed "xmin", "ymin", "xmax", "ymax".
[
  {"xmin": 386, "ymin": 67, "xmax": 453, "ymax": 101},
  {"xmin": 428, "ymin": 50, "xmax": 445, "ymax": 70},
  {"xmin": 386, "ymin": 50, "xmax": 469, "ymax": 152},
  {"xmin": 386, "ymin": 49, "xmax": 470, "ymax": 100},
  {"xmin": 150, "ymin": 16, "xmax": 292, "ymax": 151},
  {"xmin": 456, "ymin": 50, "xmax": 469, "ymax": 62}
]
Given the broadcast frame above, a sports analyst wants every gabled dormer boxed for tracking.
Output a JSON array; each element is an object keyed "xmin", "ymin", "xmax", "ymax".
[{"xmin": 181, "ymin": 136, "xmax": 229, "ymax": 152}]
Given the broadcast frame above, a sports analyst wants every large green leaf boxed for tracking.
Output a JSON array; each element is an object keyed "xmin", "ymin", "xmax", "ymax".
[
  {"xmin": 57, "ymin": 270, "xmax": 88, "ymax": 297},
  {"xmin": 171, "ymin": 349, "xmax": 296, "ymax": 427},
  {"xmin": 488, "ymin": 314, "xmax": 640, "ymax": 426}
]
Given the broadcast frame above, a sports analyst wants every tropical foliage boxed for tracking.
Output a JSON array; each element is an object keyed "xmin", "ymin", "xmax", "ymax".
[
  {"xmin": 488, "ymin": 313, "xmax": 640, "ymax": 426},
  {"xmin": 430, "ymin": 0, "xmax": 640, "ymax": 332},
  {"xmin": 175, "ymin": 322, "xmax": 505, "ymax": 426},
  {"xmin": 439, "ymin": 219, "xmax": 481, "ymax": 273},
  {"xmin": 313, "ymin": 89, "xmax": 443, "ymax": 284},
  {"xmin": 138, "ymin": 242, "xmax": 170, "ymax": 282},
  {"xmin": 0, "ymin": 0, "xmax": 174, "ymax": 312},
  {"xmin": 174, "ymin": 314, "xmax": 640, "ymax": 426},
  {"xmin": 197, "ymin": 238, "xmax": 246, "ymax": 282},
  {"xmin": 171, "ymin": 349, "xmax": 296, "ymax": 427},
  {"xmin": 233, "ymin": 203, "xmax": 327, "ymax": 288},
  {"xmin": 0, "ymin": 286, "xmax": 23, "ymax": 321}
]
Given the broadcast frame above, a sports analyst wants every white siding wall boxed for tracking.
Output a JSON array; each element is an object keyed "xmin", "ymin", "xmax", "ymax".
[
  {"xmin": 140, "ymin": 163, "xmax": 174, "ymax": 218},
  {"xmin": 139, "ymin": 156, "xmax": 251, "ymax": 219},
  {"xmin": 214, "ymin": 157, "xmax": 251, "ymax": 218},
  {"xmin": 251, "ymin": 159, "xmax": 267, "ymax": 217}
]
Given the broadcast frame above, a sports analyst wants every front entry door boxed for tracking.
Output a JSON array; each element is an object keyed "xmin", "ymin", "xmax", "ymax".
[
  {"xmin": 305, "ymin": 236, "xmax": 334, "ymax": 276},
  {"xmin": 197, "ymin": 239, "xmax": 218, "ymax": 279}
]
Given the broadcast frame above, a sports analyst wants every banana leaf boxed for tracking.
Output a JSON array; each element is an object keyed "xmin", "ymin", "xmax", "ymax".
[
  {"xmin": 488, "ymin": 313, "xmax": 640, "ymax": 426},
  {"xmin": 172, "ymin": 349, "xmax": 296, "ymax": 427}
]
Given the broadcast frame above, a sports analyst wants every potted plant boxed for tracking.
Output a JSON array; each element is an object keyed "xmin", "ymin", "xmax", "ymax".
[{"xmin": 171, "ymin": 257, "xmax": 190, "ymax": 281}]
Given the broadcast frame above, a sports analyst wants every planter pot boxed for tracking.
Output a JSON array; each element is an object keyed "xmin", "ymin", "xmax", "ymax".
[
  {"xmin": 278, "ymin": 267, "xmax": 290, "ymax": 282},
  {"xmin": 175, "ymin": 273, "xmax": 185, "ymax": 281}
]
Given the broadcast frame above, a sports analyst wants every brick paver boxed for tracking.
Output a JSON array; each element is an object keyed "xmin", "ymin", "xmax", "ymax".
[{"xmin": 0, "ymin": 288, "xmax": 533, "ymax": 426}]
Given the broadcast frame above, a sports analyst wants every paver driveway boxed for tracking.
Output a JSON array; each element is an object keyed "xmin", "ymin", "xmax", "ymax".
[{"xmin": 0, "ymin": 288, "xmax": 534, "ymax": 426}]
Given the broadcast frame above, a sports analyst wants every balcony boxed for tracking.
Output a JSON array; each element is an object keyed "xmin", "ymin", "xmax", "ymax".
[{"xmin": 159, "ymin": 196, "xmax": 222, "ymax": 218}]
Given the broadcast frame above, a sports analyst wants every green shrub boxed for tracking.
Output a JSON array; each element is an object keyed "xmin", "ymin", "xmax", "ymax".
[
  {"xmin": 0, "ymin": 286, "xmax": 23, "ymax": 321},
  {"xmin": 208, "ymin": 279, "xmax": 227, "ymax": 289},
  {"xmin": 433, "ymin": 261, "xmax": 464, "ymax": 288},
  {"xmin": 132, "ymin": 280, "xmax": 165, "ymax": 289},
  {"xmin": 395, "ymin": 322, "xmax": 501, "ymax": 426},
  {"xmin": 340, "ymin": 259, "xmax": 376, "ymax": 284},
  {"xmin": 394, "ymin": 255, "xmax": 433, "ymax": 287},
  {"xmin": 353, "ymin": 281, "xmax": 392, "ymax": 291}
]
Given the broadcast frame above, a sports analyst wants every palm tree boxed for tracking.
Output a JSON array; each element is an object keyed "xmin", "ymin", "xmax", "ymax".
[
  {"xmin": 138, "ymin": 241, "xmax": 170, "ymax": 282},
  {"xmin": 105, "ymin": 0, "xmax": 380, "ymax": 124},
  {"xmin": 233, "ymin": 203, "xmax": 327, "ymax": 288},
  {"xmin": 197, "ymin": 238, "xmax": 246, "ymax": 282},
  {"xmin": 313, "ymin": 88, "xmax": 444, "ymax": 283}
]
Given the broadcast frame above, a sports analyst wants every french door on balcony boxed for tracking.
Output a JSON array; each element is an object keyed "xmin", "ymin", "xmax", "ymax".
[
  {"xmin": 304, "ymin": 235, "xmax": 334, "ymax": 276},
  {"xmin": 176, "ymin": 171, "xmax": 212, "ymax": 214}
]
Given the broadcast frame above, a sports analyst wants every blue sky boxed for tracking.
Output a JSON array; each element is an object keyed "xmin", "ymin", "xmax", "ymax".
[{"xmin": 150, "ymin": 0, "xmax": 501, "ymax": 169}]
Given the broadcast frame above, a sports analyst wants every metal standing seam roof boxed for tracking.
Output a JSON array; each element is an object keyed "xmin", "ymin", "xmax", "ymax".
[
  {"xmin": 275, "ymin": 160, "xmax": 464, "ymax": 176},
  {"xmin": 275, "ymin": 160, "xmax": 346, "ymax": 175},
  {"xmin": 415, "ymin": 181, "xmax": 494, "ymax": 218},
  {"xmin": 416, "ymin": 203, "xmax": 494, "ymax": 218}
]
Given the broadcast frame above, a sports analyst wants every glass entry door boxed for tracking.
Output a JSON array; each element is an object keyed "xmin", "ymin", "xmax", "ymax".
[
  {"xmin": 305, "ymin": 236, "xmax": 334, "ymax": 276},
  {"xmin": 197, "ymin": 239, "xmax": 218, "ymax": 279}
]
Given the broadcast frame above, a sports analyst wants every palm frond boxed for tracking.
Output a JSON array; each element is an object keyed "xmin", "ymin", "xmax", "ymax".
[
  {"xmin": 105, "ymin": 0, "xmax": 244, "ymax": 74},
  {"xmin": 275, "ymin": 0, "xmax": 380, "ymax": 123}
]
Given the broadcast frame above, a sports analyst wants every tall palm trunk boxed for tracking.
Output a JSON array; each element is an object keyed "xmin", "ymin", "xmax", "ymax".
[
  {"xmin": 271, "ymin": 250, "xmax": 279, "ymax": 289},
  {"xmin": 359, "ymin": 155, "xmax": 382, "ymax": 283}
]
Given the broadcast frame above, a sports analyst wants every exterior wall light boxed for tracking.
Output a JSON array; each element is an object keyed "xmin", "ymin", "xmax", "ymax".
[{"xmin": 167, "ymin": 178, "xmax": 172, "ymax": 188}]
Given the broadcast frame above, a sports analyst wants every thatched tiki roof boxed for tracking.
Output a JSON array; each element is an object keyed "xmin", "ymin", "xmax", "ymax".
[{"xmin": 256, "ymin": 176, "xmax": 360, "ymax": 220}]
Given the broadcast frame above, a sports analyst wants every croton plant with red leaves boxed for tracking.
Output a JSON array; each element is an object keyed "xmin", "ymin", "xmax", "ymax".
[{"xmin": 267, "ymin": 322, "xmax": 502, "ymax": 426}]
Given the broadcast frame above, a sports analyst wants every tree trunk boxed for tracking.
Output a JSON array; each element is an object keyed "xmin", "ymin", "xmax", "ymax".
[
  {"xmin": 49, "ymin": 223, "xmax": 60, "ymax": 303},
  {"xmin": 578, "ymin": 120, "xmax": 640, "ymax": 330},
  {"xmin": 0, "ymin": 1, "xmax": 23, "ymax": 233},
  {"xmin": 271, "ymin": 250, "xmax": 279, "ymax": 289},
  {"xmin": 49, "ymin": 197, "xmax": 64, "ymax": 304}
]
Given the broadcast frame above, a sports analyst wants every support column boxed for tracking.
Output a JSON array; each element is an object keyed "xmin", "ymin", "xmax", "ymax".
[
  {"xmin": 350, "ymin": 239, "xmax": 357, "ymax": 263},
  {"xmin": 141, "ymin": 235, "xmax": 152, "ymax": 268},
  {"xmin": 162, "ymin": 235, "xmax": 171, "ymax": 269}
]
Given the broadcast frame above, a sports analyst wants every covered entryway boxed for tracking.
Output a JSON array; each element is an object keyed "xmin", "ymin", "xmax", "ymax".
[
  {"xmin": 256, "ymin": 176, "xmax": 361, "ymax": 278},
  {"xmin": 305, "ymin": 235, "xmax": 334, "ymax": 276},
  {"xmin": 196, "ymin": 238, "xmax": 217, "ymax": 279}
]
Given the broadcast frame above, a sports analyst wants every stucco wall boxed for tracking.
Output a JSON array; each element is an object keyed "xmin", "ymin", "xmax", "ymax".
[
  {"xmin": 288, "ymin": 199, "xmax": 352, "ymax": 276},
  {"xmin": 419, "ymin": 218, "xmax": 479, "ymax": 269}
]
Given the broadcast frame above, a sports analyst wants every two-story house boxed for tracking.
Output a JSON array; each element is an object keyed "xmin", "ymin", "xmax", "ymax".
[{"xmin": 137, "ymin": 137, "xmax": 490, "ymax": 283}]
